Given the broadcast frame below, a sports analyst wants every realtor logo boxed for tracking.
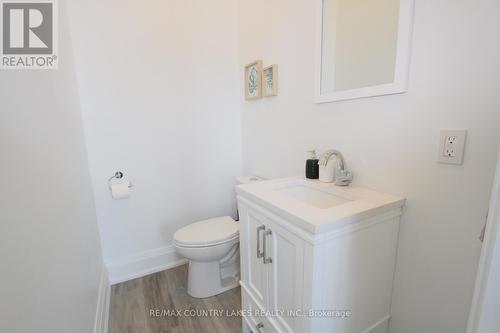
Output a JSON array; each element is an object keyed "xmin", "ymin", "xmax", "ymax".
[{"xmin": 1, "ymin": 0, "xmax": 58, "ymax": 69}]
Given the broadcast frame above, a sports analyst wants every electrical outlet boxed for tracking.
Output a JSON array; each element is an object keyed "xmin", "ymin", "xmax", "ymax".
[
  {"xmin": 443, "ymin": 135, "xmax": 457, "ymax": 157},
  {"xmin": 438, "ymin": 129, "xmax": 467, "ymax": 165}
]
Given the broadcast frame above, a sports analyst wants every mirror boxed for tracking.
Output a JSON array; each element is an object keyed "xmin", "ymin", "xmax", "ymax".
[{"xmin": 316, "ymin": 0, "xmax": 414, "ymax": 103}]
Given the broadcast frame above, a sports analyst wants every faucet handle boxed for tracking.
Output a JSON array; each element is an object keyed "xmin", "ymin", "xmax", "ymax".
[{"xmin": 335, "ymin": 169, "xmax": 353, "ymax": 186}]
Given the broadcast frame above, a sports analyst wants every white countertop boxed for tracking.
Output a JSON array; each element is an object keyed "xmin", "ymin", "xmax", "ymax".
[{"xmin": 236, "ymin": 176, "xmax": 406, "ymax": 234}]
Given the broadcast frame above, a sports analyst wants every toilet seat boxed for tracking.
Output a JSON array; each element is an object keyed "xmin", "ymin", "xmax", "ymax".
[{"xmin": 174, "ymin": 216, "xmax": 239, "ymax": 248}]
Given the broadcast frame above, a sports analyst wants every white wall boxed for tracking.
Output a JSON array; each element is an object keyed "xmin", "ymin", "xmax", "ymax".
[
  {"xmin": 0, "ymin": 4, "xmax": 104, "ymax": 333},
  {"xmin": 238, "ymin": 0, "xmax": 500, "ymax": 332},
  {"xmin": 67, "ymin": 0, "xmax": 241, "ymax": 280}
]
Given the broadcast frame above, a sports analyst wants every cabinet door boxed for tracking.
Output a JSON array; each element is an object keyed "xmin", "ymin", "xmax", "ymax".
[
  {"xmin": 239, "ymin": 203, "xmax": 269, "ymax": 308},
  {"xmin": 239, "ymin": 199, "xmax": 307, "ymax": 333},
  {"xmin": 265, "ymin": 219, "xmax": 305, "ymax": 333}
]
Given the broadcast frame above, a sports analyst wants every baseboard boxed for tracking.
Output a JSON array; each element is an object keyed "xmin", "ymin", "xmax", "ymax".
[
  {"xmin": 106, "ymin": 245, "xmax": 188, "ymax": 285},
  {"xmin": 94, "ymin": 266, "xmax": 110, "ymax": 333},
  {"xmin": 361, "ymin": 315, "xmax": 390, "ymax": 333}
]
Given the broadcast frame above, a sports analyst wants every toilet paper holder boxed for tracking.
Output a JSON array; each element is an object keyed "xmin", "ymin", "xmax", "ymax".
[{"xmin": 108, "ymin": 171, "xmax": 133, "ymax": 188}]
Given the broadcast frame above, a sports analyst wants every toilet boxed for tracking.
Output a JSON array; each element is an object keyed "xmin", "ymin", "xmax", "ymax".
[
  {"xmin": 174, "ymin": 217, "xmax": 240, "ymax": 298},
  {"xmin": 174, "ymin": 176, "xmax": 263, "ymax": 298}
]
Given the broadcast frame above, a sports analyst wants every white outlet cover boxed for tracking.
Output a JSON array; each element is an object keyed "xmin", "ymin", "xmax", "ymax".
[{"xmin": 438, "ymin": 129, "xmax": 467, "ymax": 165}]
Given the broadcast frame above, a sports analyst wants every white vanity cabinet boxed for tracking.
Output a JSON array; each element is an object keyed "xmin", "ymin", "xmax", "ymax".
[
  {"xmin": 239, "ymin": 200, "xmax": 305, "ymax": 333},
  {"xmin": 236, "ymin": 177, "xmax": 406, "ymax": 333}
]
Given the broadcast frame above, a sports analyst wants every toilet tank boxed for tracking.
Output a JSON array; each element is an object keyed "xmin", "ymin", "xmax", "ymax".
[
  {"xmin": 235, "ymin": 176, "xmax": 264, "ymax": 221},
  {"xmin": 236, "ymin": 175, "xmax": 264, "ymax": 185}
]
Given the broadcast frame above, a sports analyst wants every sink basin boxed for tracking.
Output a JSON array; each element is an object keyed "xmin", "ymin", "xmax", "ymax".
[
  {"xmin": 236, "ymin": 176, "xmax": 406, "ymax": 234},
  {"xmin": 275, "ymin": 184, "xmax": 352, "ymax": 209}
]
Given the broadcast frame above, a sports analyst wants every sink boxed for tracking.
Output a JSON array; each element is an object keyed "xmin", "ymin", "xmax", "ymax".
[
  {"xmin": 275, "ymin": 184, "xmax": 352, "ymax": 209},
  {"xmin": 236, "ymin": 176, "xmax": 406, "ymax": 234}
]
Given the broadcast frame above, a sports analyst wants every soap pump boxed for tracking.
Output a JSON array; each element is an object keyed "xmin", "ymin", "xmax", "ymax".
[{"xmin": 305, "ymin": 150, "xmax": 319, "ymax": 179}]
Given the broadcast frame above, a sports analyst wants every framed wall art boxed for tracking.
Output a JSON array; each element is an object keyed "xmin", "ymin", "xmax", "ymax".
[
  {"xmin": 263, "ymin": 64, "xmax": 278, "ymax": 97},
  {"xmin": 244, "ymin": 60, "xmax": 263, "ymax": 100}
]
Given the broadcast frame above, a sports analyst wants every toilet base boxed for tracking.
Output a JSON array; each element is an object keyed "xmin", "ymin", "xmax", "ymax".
[{"xmin": 187, "ymin": 260, "xmax": 239, "ymax": 298}]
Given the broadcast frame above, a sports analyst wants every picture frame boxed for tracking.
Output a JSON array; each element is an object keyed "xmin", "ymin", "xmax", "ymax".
[
  {"xmin": 244, "ymin": 60, "xmax": 263, "ymax": 100},
  {"xmin": 263, "ymin": 64, "xmax": 278, "ymax": 97}
]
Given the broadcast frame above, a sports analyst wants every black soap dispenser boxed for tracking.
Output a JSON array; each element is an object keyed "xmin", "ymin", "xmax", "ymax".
[{"xmin": 305, "ymin": 150, "xmax": 319, "ymax": 179}]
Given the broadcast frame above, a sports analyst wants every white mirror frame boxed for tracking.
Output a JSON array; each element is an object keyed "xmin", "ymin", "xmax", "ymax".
[{"xmin": 315, "ymin": 0, "xmax": 415, "ymax": 103}]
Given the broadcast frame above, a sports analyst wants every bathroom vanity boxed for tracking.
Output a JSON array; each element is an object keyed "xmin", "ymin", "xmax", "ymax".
[{"xmin": 236, "ymin": 177, "xmax": 405, "ymax": 333}]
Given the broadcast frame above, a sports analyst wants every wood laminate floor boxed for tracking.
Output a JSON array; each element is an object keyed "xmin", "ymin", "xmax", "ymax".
[{"xmin": 109, "ymin": 265, "xmax": 242, "ymax": 333}]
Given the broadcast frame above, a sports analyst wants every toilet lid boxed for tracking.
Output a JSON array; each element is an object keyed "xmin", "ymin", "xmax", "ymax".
[{"xmin": 174, "ymin": 216, "xmax": 239, "ymax": 247}]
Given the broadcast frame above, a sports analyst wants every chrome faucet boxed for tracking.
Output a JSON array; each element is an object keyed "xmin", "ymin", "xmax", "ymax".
[{"xmin": 320, "ymin": 149, "xmax": 353, "ymax": 186}]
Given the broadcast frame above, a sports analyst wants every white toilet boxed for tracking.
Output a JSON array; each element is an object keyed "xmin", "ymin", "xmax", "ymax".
[
  {"xmin": 174, "ymin": 216, "xmax": 240, "ymax": 298},
  {"xmin": 173, "ymin": 175, "xmax": 263, "ymax": 298}
]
